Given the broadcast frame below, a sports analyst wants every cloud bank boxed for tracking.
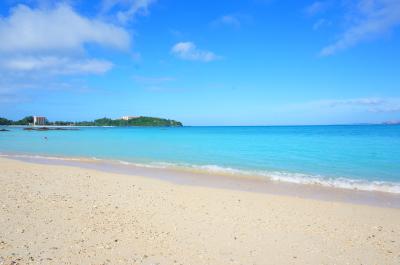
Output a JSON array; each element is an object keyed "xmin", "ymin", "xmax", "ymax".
[
  {"xmin": 0, "ymin": 4, "xmax": 130, "ymax": 53},
  {"xmin": 1, "ymin": 56, "xmax": 113, "ymax": 74},
  {"xmin": 0, "ymin": 3, "xmax": 134, "ymax": 100}
]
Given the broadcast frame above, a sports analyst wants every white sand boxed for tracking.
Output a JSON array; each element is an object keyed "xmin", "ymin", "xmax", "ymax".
[{"xmin": 0, "ymin": 157, "xmax": 399, "ymax": 264}]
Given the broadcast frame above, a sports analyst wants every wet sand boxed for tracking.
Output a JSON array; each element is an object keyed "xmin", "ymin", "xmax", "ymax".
[
  {"xmin": 5, "ymin": 153, "xmax": 400, "ymax": 208},
  {"xmin": 0, "ymin": 157, "xmax": 399, "ymax": 264}
]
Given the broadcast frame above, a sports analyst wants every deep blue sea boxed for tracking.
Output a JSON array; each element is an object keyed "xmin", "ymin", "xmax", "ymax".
[{"xmin": 1, "ymin": 125, "xmax": 400, "ymax": 193}]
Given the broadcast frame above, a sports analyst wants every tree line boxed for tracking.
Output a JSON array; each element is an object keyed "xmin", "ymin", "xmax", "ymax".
[{"xmin": 0, "ymin": 116, "xmax": 183, "ymax": 127}]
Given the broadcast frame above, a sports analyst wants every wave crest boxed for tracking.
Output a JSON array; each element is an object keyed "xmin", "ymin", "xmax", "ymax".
[{"xmin": 2, "ymin": 153, "xmax": 399, "ymax": 194}]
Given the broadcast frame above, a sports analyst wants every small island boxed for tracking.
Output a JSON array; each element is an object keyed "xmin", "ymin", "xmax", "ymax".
[{"xmin": 0, "ymin": 116, "xmax": 183, "ymax": 127}]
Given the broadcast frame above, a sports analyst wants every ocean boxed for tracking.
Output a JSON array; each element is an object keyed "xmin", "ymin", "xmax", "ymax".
[{"xmin": 1, "ymin": 125, "xmax": 400, "ymax": 193}]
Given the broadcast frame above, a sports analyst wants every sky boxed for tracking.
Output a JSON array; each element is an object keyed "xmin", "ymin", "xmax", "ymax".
[{"xmin": 0, "ymin": 0, "xmax": 400, "ymax": 125}]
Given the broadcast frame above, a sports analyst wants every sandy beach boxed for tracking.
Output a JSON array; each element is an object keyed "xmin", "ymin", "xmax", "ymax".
[{"xmin": 0, "ymin": 157, "xmax": 399, "ymax": 265}]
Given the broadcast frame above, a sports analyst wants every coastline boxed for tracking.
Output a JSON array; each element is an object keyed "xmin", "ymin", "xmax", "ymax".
[
  {"xmin": 0, "ymin": 157, "xmax": 399, "ymax": 264},
  {"xmin": 1, "ymin": 152, "xmax": 400, "ymax": 208},
  {"xmin": 2, "ymin": 125, "xmax": 400, "ymax": 198},
  {"xmin": 6, "ymin": 125, "xmax": 117, "ymax": 128}
]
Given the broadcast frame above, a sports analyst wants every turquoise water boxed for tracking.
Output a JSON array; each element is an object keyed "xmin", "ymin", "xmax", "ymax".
[{"xmin": 1, "ymin": 125, "xmax": 400, "ymax": 193}]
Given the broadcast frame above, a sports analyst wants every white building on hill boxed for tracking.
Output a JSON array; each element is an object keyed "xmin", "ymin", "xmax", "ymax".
[{"xmin": 121, "ymin": 116, "xmax": 139, "ymax": 121}]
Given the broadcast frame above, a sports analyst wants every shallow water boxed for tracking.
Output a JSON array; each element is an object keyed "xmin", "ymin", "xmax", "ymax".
[{"xmin": 1, "ymin": 125, "xmax": 400, "ymax": 193}]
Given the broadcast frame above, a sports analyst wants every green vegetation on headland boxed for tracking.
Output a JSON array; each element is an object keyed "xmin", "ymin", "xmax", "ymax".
[
  {"xmin": 75, "ymin": 117, "xmax": 182, "ymax": 127},
  {"xmin": 0, "ymin": 116, "xmax": 183, "ymax": 127},
  {"xmin": 0, "ymin": 117, "xmax": 14, "ymax": 125}
]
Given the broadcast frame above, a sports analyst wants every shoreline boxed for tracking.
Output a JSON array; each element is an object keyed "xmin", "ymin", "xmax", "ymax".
[
  {"xmin": 5, "ymin": 125, "xmax": 116, "ymax": 128},
  {"xmin": 3, "ymin": 124, "xmax": 400, "ymax": 127},
  {"xmin": 0, "ymin": 157, "xmax": 399, "ymax": 264},
  {"xmin": 2, "ymin": 152, "xmax": 400, "ymax": 208}
]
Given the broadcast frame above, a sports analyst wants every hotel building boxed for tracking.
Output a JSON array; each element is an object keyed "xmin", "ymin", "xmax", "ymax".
[
  {"xmin": 121, "ymin": 116, "xmax": 139, "ymax": 121},
  {"xmin": 33, "ymin": 116, "xmax": 47, "ymax": 126}
]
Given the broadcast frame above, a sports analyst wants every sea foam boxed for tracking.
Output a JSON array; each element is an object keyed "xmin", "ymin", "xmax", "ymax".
[{"xmin": 2, "ymin": 152, "xmax": 400, "ymax": 194}]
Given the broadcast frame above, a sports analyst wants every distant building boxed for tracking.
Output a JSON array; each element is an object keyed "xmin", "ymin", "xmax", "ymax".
[
  {"xmin": 121, "ymin": 116, "xmax": 139, "ymax": 121},
  {"xmin": 33, "ymin": 116, "xmax": 46, "ymax": 126}
]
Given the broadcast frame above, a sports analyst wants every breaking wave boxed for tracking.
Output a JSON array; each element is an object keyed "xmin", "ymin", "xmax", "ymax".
[{"xmin": 2, "ymin": 152, "xmax": 400, "ymax": 194}]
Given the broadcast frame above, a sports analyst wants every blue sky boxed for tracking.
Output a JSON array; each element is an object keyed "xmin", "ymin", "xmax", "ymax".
[{"xmin": 0, "ymin": 0, "xmax": 400, "ymax": 125}]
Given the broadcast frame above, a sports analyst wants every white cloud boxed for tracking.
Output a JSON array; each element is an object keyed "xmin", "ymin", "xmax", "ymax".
[
  {"xmin": 323, "ymin": 97, "xmax": 386, "ymax": 107},
  {"xmin": 320, "ymin": 0, "xmax": 400, "ymax": 56},
  {"xmin": 0, "ymin": 3, "xmax": 133, "ymax": 80},
  {"xmin": 211, "ymin": 14, "xmax": 252, "ymax": 29},
  {"xmin": 0, "ymin": 4, "xmax": 130, "ymax": 53},
  {"xmin": 219, "ymin": 15, "xmax": 241, "ymax": 27},
  {"xmin": 101, "ymin": 0, "xmax": 156, "ymax": 24},
  {"xmin": 171, "ymin": 42, "xmax": 219, "ymax": 62},
  {"xmin": 0, "ymin": 3, "xmax": 133, "ymax": 101},
  {"xmin": 213, "ymin": 15, "xmax": 241, "ymax": 28},
  {"xmin": 1, "ymin": 56, "xmax": 113, "ymax": 74}
]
